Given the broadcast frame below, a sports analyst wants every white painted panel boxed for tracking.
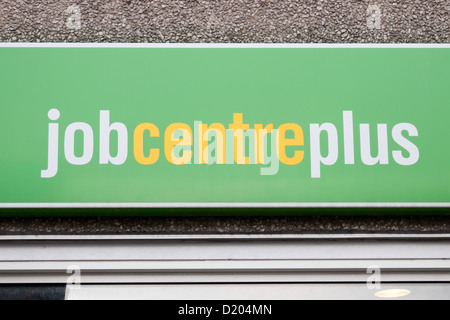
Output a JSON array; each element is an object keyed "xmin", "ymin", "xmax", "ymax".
[
  {"xmin": 66, "ymin": 283, "xmax": 450, "ymax": 300},
  {"xmin": 0, "ymin": 235, "xmax": 449, "ymax": 284},
  {"xmin": 1, "ymin": 240, "xmax": 450, "ymax": 261}
]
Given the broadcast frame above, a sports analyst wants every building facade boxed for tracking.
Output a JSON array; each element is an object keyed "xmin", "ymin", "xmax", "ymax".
[{"xmin": 0, "ymin": 0, "xmax": 449, "ymax": 301}]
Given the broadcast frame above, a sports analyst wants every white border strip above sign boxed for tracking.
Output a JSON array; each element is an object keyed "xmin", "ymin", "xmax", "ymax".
[{"xmin": 0, "ymin": 43, "xmax": 450, "ymax": 48}]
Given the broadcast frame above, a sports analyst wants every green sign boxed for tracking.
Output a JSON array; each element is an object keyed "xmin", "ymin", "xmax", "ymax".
[{"xmin": 0, "ymin": 44, "xmax": 449, "ymax": 209}]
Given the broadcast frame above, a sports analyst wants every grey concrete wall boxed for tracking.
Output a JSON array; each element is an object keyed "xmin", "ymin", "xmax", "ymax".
[
  {"xmin": 0, "ymin": 0, "xmax": 448, "ymax": 43},
  {"xmin": 0, "ymin": 0, "xmax": 448, "ymax": 234},
  {"xmin": 0, "ymin": 216, "xmax": 449, "ymax": 234}
]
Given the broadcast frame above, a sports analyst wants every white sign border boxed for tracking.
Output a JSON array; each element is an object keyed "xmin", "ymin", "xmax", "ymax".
[
  {"xmin": 0, "ymin": 43, "xmax": 450, "ymax": 48},
  {"xmin": 0, "ymin": 203, "xmax": 449, "ymax": 209}
]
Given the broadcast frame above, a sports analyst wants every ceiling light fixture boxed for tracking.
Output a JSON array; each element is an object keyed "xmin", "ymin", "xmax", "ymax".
[{"xmin": 375, "ymin": 289, "xmax": 412, "ymax": 299}]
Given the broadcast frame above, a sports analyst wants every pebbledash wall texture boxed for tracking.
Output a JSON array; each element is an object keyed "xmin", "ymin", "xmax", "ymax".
[
  {"xmin": 0, "ymin": 0, "xmax": 449, "ymax": 43},
  {"xmin": 0, "ymin": 0, "xmax": 449, "ymax": 234}
]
